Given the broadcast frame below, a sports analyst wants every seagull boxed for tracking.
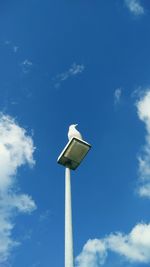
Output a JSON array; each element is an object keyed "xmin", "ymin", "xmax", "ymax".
[{"xmin": 68, "ymin": 124, "xmax": 83, "ymax": 141}]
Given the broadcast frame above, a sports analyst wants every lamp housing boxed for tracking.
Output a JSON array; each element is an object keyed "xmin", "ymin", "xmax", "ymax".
[{"xmin": 57, "ymin": 137, "xmax": 91, "ymax": 170}]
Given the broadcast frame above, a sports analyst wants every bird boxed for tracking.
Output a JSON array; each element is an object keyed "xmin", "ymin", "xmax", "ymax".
[{"xmin": 68, "ymin": 124, "xmax": 83, "ymax": 141}]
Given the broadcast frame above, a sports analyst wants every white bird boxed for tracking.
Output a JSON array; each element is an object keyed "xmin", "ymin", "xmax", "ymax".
[{"xmin": 68, "ymin": 124, "xmax": 83, "ymax": 141}]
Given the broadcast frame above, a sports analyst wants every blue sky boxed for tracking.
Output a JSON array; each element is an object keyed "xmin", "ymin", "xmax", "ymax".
[{"xmin": 0, "ymin": 0, "xmax": 150, "ymax": 267}]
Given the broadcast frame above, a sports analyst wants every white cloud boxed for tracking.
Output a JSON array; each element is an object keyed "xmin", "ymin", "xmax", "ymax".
[
  {"xmin": 106, "ymin": 223, "xmax": 150, "ymax": 262},
  {"xmin": 53, "ymin": 63, "xmax": 85, "ymax": 88},
  {"xmin": 125, "ymin": 0, "xmax": 145, "ymax": 15},
  {"xmin": 136, "ymin": 90, "xmax": 150, "ymax": 198},
  {"xmin": 114, "ymin": 88, "xmax": 122, "ymax": 105},
  {"xmin": 0, "ymin": 114, "xmax": 36, "ymax": 263},
  {"xmin": 7, "ymin": 194, "xmax": 36, "ymax": 213},
  {"xmin": 76, "ymin": 239, "xmax": 107, "ymax": 267},
  {"xmin": 76, "ymin": 223, "xmax": 150, "ymax": 267}
]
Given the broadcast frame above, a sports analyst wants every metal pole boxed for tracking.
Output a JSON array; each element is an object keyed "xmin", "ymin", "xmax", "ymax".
[{"xmin": 65, "ymin": 167, "xmax": 74, "ymax": 267}]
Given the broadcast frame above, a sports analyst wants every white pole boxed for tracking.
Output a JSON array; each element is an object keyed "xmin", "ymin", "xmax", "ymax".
[{"xmin": 65, "ymin": 167, "xmax": 74, "ymax": 267}]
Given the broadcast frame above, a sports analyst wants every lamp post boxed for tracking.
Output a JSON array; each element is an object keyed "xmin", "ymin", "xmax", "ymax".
[{"xmin": 57, "ymin": 137, "xmax": 91, "ymax": 267}]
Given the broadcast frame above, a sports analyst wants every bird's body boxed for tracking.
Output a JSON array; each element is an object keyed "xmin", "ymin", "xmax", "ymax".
[{"xmin": 68, "ymin": 124, "xmax": 83, "ymax": 141}]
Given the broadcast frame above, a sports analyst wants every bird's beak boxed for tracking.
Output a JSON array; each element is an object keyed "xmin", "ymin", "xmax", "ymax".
[{"xmin": 75, "ymin": 124, "xmax": 78, "ymax": 126}]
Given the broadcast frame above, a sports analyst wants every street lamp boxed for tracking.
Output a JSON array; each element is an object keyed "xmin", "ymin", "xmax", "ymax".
[{"xmin": 57, "ymin": 137, "xmax": 91, "ymax": 267}]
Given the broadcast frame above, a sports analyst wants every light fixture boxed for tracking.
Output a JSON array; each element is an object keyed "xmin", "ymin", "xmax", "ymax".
[{"xmin": 57, "ymin": 137, "xmax": 91, "ymax": 170}]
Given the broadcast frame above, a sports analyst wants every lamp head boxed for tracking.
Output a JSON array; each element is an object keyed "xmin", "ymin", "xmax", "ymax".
[{"xmin": 57, "ymin": 137, "xmax": 91, "ymax": 170}]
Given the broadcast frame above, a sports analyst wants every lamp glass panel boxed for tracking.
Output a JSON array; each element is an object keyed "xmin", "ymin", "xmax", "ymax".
[{"xmin": 64, "ymin": 139, "xmax": 90, "ymax": 163}]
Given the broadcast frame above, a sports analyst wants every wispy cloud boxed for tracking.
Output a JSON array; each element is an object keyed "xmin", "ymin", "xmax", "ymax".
[
  {"xmin": 0, "ymin": 114, "xmax": 36, "ymax": 263},
  {"xmin": 4, "ymin": 41, "xmax": 11, "ymax": 45},
  {"xmin": 13, "ymin": 46, "xmax": 19, "ymax": 53},
  {"xmin": 31, "ymin": 261, "xmax": 40, "ymax": 267},
  {"xmin": 53, "ymin": 63, "xmax": 85, "ymax": 88},
  {"xmin": 21, "ymin": 59, "xmax": 33, "ymax": 74},
  {"xmin": 4, "ymin": 41, "xmax": 19, "ymax": 53},
  {"xmin": 136, "ymin": 90, "xmax": 150, "ymax": 198},
  {"xmin": 125, "ymin": 0, "xmax": 145, "ymax": 15},
  {"xmin": 39, "ymin": 209, "xmax": 51, "ymax": 222},
  {"xmin": 114, "ymin": 88, "xmax": 122, "ymax": 105},
  {"xmin": 76, "ymin": 223, "xmax": 150, "ymax": 267}
]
